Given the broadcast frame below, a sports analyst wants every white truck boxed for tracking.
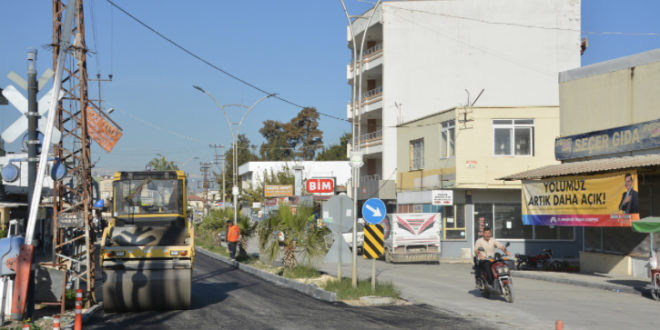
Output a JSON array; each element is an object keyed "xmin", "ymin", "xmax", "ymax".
[{"xmin": 383, "ymin": 213, "xmax": 442, "ymax": 263}]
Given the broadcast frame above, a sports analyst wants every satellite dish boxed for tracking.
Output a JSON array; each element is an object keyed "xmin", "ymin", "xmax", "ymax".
[
  {"xmin": 50, "ymin": 160, "xmax": 67, "ymax": 181},
  {"xmin": 2, "ymin": 164, "xmax": 20, "ymax": 182}
]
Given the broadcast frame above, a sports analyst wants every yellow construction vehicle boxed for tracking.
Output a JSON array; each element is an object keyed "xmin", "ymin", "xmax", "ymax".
[{"xmin": 100, "ymin": 170, "xmax": 194, "ymax": 312}]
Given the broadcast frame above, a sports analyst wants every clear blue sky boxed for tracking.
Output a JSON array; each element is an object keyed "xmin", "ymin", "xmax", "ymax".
[{"xmin": 1, "ymin": 0, "xmax": 659, "ymax": 180}]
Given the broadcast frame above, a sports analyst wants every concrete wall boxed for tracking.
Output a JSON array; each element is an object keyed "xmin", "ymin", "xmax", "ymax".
[{"xmin": 559, "ymin": 50, "xmax": 660, "ymax": 136}]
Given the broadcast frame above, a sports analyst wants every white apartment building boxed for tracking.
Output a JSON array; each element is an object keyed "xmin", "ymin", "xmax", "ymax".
[{"xmin": 346, "ymin": 0, "xmax": 581, "ymax": 204}]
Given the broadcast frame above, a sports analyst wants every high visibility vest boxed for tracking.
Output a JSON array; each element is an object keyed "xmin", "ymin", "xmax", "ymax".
[{"xmin": 227, "ymin": 225, "xmax": 240, "ymax": 242}]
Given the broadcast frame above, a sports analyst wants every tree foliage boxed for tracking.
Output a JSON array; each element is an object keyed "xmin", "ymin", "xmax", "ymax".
[
  {"xmin": 259, "ymin": 107, "xmax": 324, "ymax": 161},
  {"xmin": 219, "ymin": 134, "xmax": 259, "ymax": 202},
  {"xmin": 147, "ymin": 155, "xmax": 179, "ymax": 171},
  {"xmin": 316, "ymin": 132, "xmax": 351, "ymax": 161},
  {"xmin": 258, "ymin": 203, "xmax": 326, "ymax": 268}
]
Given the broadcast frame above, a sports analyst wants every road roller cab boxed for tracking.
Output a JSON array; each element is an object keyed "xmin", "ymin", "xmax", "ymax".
[{"xmin": 100, "ymin": 170, "xmax": 194, "ymax": 312}]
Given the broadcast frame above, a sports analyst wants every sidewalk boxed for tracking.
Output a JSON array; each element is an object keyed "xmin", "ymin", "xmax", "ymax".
[{"xmin": 511, "ymin": 268, "xmax": 652, "ymax": 296}]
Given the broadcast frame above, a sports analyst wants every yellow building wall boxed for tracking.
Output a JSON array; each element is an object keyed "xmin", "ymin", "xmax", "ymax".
[
  {"xmin": 560, "ymin": 61, "xmax": 660, "ymax": 136},
  {"xmin": 397, "ymin": 106, "xmax": 560, "ymax": 191},
  {"xmin": 455, "ymin": 106, "xmax": 560, "ymax": 189}
]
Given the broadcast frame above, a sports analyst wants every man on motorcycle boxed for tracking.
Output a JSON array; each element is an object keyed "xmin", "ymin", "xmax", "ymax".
[{"xmin": 475, "ymin": 226, "xmax": 510, "ymax": 285}]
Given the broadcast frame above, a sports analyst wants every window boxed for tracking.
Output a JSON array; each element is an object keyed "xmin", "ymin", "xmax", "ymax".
[
  {"xmin": 445, "ymin": 204, "xmax": 466, "ymax": 240},
  {"xmin": 440, "ymin": 120, "xmax": 455, "ymax": 158},
  {"xmin": 493, "ymin": 119, "xmax": 534, "ymax": 156},
  {"xmin": 475, "ymin": 203, "xmax": 574, "ymax": 240},
  {"xmin": 409, "ymin": 138, "xmax": 424, "ymax": 170}
]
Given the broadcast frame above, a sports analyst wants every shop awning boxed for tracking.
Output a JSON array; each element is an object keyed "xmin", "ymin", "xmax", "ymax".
[{"xmin": 499, "ymin": 154, "xmax": 660, "ymax": 180}]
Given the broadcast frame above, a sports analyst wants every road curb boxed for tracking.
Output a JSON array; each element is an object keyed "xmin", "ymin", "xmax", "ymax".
[
  {"xmin": 196, "ymin": 247, "xmax": 337, "ymax": 303},
  {"xmin": 511, "ymin": 270, "xmax": 646, "ymax": 296}
]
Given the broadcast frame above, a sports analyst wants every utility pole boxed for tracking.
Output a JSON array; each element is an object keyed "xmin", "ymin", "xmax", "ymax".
[
  {"xmin": 88, "ymin": 73, "xmax": 112, "ymax": 111},
  {"xmin": 210, "ymin": 144, "xmax": 226, "ymax": 209},
  {"xmin": 200, "ymin": 162, "xmax": 212, "ymax": 215}
]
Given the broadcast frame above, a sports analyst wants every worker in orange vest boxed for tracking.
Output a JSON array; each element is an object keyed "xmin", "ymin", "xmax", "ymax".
[{"xmin": 226, "ymin": 220, "xmax": 241, "ymax": 260}]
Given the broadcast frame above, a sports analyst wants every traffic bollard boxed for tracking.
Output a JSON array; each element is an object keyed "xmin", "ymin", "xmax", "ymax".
[
  {"xmin": 53, "ymin": 314, "xmax": 61, "ymax": 330},
  {"xmin": 74, "ymin": 289, "xmax": 82, "ymax": 330}
]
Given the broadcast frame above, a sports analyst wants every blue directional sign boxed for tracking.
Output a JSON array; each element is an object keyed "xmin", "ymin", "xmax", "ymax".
[{"xmin": 362, "ymin": 198, "xmax": 386, "ymax": 224}]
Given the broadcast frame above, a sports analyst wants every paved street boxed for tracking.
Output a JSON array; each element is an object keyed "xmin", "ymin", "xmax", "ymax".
[
  {"xmin": 318, "ymin": 257, "xmax": 660, "ymax": 330},
  {"xmin": 85, "ymin": 252, "xmax": 489, "ymax": 330}
]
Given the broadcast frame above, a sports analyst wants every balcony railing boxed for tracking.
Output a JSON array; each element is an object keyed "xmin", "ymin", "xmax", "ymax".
[
  {"xmin": 360, "ymin": 174, "xmax": 381, "ymax": 183},
  {"xmin": 349, "ymin": 43, "xmax": 383, "ymax": 72},
  {"xmin": 359, "ymin": 129, "xmax": 382, "ymax": 147}
]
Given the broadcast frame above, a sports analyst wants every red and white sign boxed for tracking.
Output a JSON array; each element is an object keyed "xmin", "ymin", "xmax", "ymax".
[{"xmin": 306, "ymin": 178, "xmax": 335, "ymax": 195}]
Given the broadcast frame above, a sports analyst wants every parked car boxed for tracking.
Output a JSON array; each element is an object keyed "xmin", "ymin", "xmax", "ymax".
[{"xmin": 342, "ymin": 220, "xmax": 364, "ymax": 255}]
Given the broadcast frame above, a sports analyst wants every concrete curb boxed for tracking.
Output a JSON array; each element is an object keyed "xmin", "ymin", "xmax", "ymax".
[
  {"xmin": 62, "ymin": 302, "xmax": 103, "ymax": 330},
  {"xmin": 196, "ymin": 247, "xmax": 337, "ymax": 303},
  {"xmin": 511, "ymin": 270, "xmax": 648, "ymax": 296}
]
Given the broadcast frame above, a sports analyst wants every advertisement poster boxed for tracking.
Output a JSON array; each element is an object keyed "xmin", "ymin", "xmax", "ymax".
[
  {"xmin": 86, "ymin": 106, "xmax": 122, "ymax": 152},
  {"xmin": 522, "ymin": 171, "xmax": 639, "ymax": 227}
]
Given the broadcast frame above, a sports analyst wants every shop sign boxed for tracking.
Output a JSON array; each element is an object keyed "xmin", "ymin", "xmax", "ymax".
[
  {"xmin": 522, "ymin": 171, "xmax": 640, "ymax": 227},
  {"xmin": 555, "ymin": 119, "xmax": 660, "ymax": 160},
  {"xmin": 306, "ymin": 178, "xmax": 335, "ymax": 195},
  {"xmin": 264, "ymin": 185, "xmax": 293, "ymax": 197},
  {"xmin": 431, "ymin": 190, "xmax": 453, "ymax": 206}
]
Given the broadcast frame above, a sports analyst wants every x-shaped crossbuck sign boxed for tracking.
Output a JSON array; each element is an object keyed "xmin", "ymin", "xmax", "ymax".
[{"xmin": 1, "ymin": 84, "xmax": 62, "ymax": 144}]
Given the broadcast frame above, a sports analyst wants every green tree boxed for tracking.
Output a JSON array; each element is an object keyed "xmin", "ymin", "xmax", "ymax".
[
  {"xmin": 289, "ymin": 107, "xmax": 323, "ymax": 160},
  {"xmin": 259, "ymin": 120, "xmax": 294, "ymax": 160},
  {"xmin": 220, "ymin": 134, "xmax": 259, "ymax": 202},
  {"xmin": 147, "ymin": 155, "xmax": 179, "ymax": 171},
  {"xmin": 316, "ymin": 132, "xmax": 351, "ymax": 161},
  {"xmin": 258, "ymin": 203, "xmax": 326, "ymax": 268}
]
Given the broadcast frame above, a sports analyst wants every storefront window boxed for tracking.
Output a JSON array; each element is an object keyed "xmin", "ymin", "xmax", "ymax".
[
  {"xmin": 445, "ymin": 204, "xmax": 466, "ymax": 240},
  {"xmin": 475, "ymin": 203, "xmax": 574, "ymax": 240},
  {"xmin": 495, "ymin": 204, "xmax": 532, "ymax": 239}
]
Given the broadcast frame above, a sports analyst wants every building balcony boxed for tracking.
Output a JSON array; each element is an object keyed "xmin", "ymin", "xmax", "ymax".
[
  {"xmin": 358, "ymin": 129, "xmax": 383, "ymax": 155},
  {"xmin": 346, "ymin": 86, "xmax": 383, "ymax": 120},
  {"xmin": 346, "ymin": 43, "xmax": 383, "ymax": 81}
]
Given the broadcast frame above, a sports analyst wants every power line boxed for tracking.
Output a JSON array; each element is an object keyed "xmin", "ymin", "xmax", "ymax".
[{"xmin": 105, "ymin": 0, "xmax": 349, "ymax": 123}]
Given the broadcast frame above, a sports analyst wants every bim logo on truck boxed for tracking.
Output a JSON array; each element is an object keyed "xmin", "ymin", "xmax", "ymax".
[{"xmin": 306, "ymin": 178, "xmax": 335, "ymax": 194}]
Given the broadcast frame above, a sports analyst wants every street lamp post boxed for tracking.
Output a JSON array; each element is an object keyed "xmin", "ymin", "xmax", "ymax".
[
  {"xmin": 193, "ymin": 85, "xmax": 275, "ymax": 224},
  {"xmin": 340, "ymin": 0, "xmax": 382, "ymax": 288}
]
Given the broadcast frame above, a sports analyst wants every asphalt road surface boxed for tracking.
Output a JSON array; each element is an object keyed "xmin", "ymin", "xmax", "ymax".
[{"xmin": 86, "ymin": 252, "xmax": 490, "ymax": 329}]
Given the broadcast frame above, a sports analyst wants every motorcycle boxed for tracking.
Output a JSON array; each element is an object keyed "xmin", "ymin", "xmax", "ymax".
[
  {"xmin": 514, "ymin": 248, "xmax": 562, "ymax": 271},
  {"xmin": 474, "ymin": 243, "xmax": 514, "ymax": 303}
]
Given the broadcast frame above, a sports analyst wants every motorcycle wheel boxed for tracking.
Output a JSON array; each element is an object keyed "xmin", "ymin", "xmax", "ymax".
[
  {"xmin": 549, "ymin": 261, "xmax": 561, "ymax": 271},
  {"xmin": 503, "ymin": 284, "xmax": 513, "ymax": 303},
  {"xmin": 652, "ymin": 274, "xmax": 660, "ymax": 301}
]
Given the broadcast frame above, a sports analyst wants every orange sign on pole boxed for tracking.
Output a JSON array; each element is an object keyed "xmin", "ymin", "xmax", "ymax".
[{"xmin": 86, "ymin": 106, "xmax": 122, "ymax": 152}]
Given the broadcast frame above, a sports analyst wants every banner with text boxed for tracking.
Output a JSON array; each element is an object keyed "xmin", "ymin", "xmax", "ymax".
[
  {"xmin": 86, "ymin": 106, "xmax": 122, "ymax": 152},
  {"xmin": 522, "ymin": 171, "xmax": 639, "ymax": 227}
]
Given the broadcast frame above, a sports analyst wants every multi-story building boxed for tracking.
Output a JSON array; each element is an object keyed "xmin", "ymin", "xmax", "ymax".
[
  {"xmin": 345, "ymin": 0, "xmax": 581, "ymax": 208},
  {"xmin": 504, "ymin": 49, "xmax": 660, "ymax": 277},
  {"xmin": 396, "ymin": 106, "xmax": 585, "ymax": 259}
]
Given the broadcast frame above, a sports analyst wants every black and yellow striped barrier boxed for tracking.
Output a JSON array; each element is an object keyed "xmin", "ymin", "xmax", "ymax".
[{"xmin": 363, "ymin": 224, "xmax": 384, "ymax": 259}]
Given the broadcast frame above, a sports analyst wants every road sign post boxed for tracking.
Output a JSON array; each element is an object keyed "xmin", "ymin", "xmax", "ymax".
[
  {"xmin": 322, "ymin": 194, "xmax": 353, "ymax": 279},
  {"xmin": 363, "ymin": 224, "xmax": 385, "ymax": 292}
]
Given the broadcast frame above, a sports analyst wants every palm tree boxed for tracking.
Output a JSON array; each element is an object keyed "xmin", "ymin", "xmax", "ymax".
[
  {"xmin": 258, "ymin": 203, "xmax": 326, "ymax": 268},
  {"xmin": 237, "ymin": 214, "xmax": 257, "ymax": 257},
  {"xmin": 147, "ymin": 155, "xmax": 179, "ymax": 171}
]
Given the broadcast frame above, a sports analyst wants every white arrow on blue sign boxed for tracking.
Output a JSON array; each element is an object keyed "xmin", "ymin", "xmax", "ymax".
[{"xmin": 362, "ymin": 198, "xmax": 386, "ymax": 225}]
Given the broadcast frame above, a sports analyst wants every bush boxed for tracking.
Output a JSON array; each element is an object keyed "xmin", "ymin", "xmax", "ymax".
[{"xmin": 280, "ymin": 265, "xmax": 320, "ymax": 279}]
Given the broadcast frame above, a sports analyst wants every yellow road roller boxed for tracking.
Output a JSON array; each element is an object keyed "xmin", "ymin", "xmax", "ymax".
[{"xmin": 100, "ymin": 170, "xmax": 194, "ymax": 312}]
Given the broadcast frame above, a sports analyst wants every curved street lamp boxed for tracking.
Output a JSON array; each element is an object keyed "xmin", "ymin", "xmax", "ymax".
[{"xmin": 193, "ymin": 85, "xmax": 275, "ymax": 224}]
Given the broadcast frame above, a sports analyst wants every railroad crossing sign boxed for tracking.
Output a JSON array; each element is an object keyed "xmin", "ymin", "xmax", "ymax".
[
  {"xmin": 363, "ymin": 224, "xmax": 384, "ymax": 259},
  {"xmin": 362, "ymin": 197, "xmax": 386, "ymax": 224},
  {"xmin": 1, "ymin": 83, "xmax": 62, "ymax": 144}
]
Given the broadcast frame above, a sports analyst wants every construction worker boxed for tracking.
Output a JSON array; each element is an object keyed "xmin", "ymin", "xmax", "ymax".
[{"xmin": 226, "ymin": 220, "xmax": 240, "ymax": 260}]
